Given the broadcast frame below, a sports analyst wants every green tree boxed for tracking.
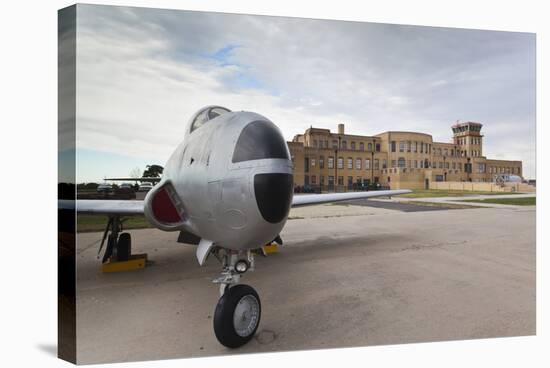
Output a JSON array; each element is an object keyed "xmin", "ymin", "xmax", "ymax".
[{"xmin": 143, "ymin": 164, "xmax": 164, "ymax": 178}]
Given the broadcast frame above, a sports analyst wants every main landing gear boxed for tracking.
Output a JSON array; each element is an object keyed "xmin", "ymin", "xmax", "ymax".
[
  {"xmin": 212, "ymin": 250, "xmax": 261, "ymax": 348},
  {"xmin": 98, "ymin": 215, "xmax": 147, "ymax": 272}
]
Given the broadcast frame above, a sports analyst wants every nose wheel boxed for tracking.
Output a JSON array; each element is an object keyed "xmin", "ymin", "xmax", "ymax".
[
  {"xmin": 214, "ymin": 284, "xmax": 261, "ymax": 348},
  {"xmin": 211, "ymin": 250, "xmax": 261, "ymax": 348}
]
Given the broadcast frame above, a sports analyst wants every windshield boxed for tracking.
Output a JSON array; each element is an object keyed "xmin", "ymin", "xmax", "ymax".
[{"xmin": 190, "ymin": 106, "xmax": 231, "ymax": 133}]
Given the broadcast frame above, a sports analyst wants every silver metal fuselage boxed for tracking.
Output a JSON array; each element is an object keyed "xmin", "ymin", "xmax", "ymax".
[{"xmin": 143, "ymin": 109, "xmax": 293, "ymax": 251}]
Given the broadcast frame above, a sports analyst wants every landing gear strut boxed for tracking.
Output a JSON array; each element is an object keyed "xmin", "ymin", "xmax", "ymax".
[
  {"xmin": 212, "ymin": 250, "xmax": 261, "ymax": 348},
  {"xmin": 98, "ymin": 215, "xmax": 147, "ymax": 272},
  {"xmin": 99, "ymin": 215, "xmax": 130, "ymax": 263}
]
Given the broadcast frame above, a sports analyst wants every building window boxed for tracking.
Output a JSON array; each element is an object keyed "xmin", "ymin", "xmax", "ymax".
[
  {"xmin": 367, "ymin": 142, "xmax": 372, "ymax": 151},
  {"xmin": 332, "ymin": 140, "xmax": 338, "ymax": 149},
  {"xmin": 365, "ymin": 159, "xmax": 370, "ymax": 169},
  {"xmin": 376, "ymin": 143, "xmax": 381, "ymax": 152},
  {"xmin": 304, "ymin": 157, "xmax": 309, "ymax": 173},
  {"xmin": 351, "ymin": 142, "xmax": 356, "ymax": 150},
  {"xmin": 347, "ymin": 176, "xmax": 353, "ymax": 189},
  {"xmin": 399, "ymin": 141, "xmax": 405, "ymax": 152},
  {"xmin": 391, "ymin": 141, "xmax": 396, "ymax": 152},
  {"xmin": 374, "ymin": 159, "xmax": 379, "ymax": 170},
  {"xmin": 391, "ymin": 160, "xmax": 397, "ymax": 168},
  {"xmin": 328, "ymin": 156, "xmax": 334, "ymax": 169},
  {"xmin": 342, "ymin": 141, "xmax": 347, "ymax": 150},
  {"xmin": 320, "ymin": 175, "xmax": 325, "ymax": 185},
  {"xmin": 420, "ymin": 142, "xmax": 424, "ymax": 153},
  {"xmin": 319, "ymin": 156, "xmax": 324, "ymax": 168},
  {"xmin": 445, "ymin": 162, "xmax": 449, "ymax": 169},
  {"xmin": 359, "ymin": 142, "xmax": 364, "ymax": 151},
  {"xmin": 356, "ymin": 158, "xmax": 362, "ymax": 169},
  {"xmin": 382, "ymin": 159, "xmax": 387, "ymax": 169},
  {"xmin": 338, "ymin": 176, "xmax": 344, "ymax": 185},
  {"xmin": 477, "ymin": 163, "xmax": 486, "ymax": 173},
  {"xmin": 444, "ymin": 149, "xmax": 448, "ymax": 156},
  {"xmin": 311, "ymin": 175, "xmax": 317, "ymax": 184},
  {"xmin": 338, "ymin": 157, "xmax": 344, "ymax": 169},
  {"xmin": 311, "ymin": 158, "xmax": 316, "ymax": 167},
  {"xmin": 313, "ymin": 139, "xmax": 318, "ymax": 147},
  {"xmin": 420, "ymin": 160, "xmax": 424, "ymax": 168},
  {"xmin": 398, "ymin": 157, "xmax": 406, "ymax": 168},
  {"xmin": 347, "ymin": 157, "xmax": 353, "ymax": 169},
  {"xmin": 407, "ymin": 141, "xmax": 411, "ymax": 152},
  {"xmin": 328, "ymin": 176, "xmax": 334, "ymax": 187},
  {"xmin": 413, "ymin": 141, "xmax": 417, "ymax": 152},
  {"xmin": 414, "ymin": 160, "xmax": 418, "ymax": 168}
]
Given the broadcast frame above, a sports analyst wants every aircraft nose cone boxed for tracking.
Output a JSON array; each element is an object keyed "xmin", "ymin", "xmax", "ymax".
[{"xmin": 253, "ymin": 173, "xmax": 293, "ymax": 223}]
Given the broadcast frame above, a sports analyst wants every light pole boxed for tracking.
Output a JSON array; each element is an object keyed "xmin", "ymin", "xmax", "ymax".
[
  {"xmin": 371, "ymin": 139, "xmax": 375, "ymax": 188},
  {"xmin": 443, "ymin": 155, "xmax": 447, "ymax": 181},
  {"xmin": 334, "ymin": 135, "xmax": 341, "ymax": 192}
]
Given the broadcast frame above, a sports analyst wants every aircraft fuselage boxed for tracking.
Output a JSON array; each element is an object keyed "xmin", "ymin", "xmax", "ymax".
[{"xmin": 143, "ymin": 107, "xmax": 294, "ymax": 251}]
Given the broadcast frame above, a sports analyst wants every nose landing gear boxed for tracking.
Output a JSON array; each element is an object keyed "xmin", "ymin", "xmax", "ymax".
[{"xmin": 212, "ymin": 250, "xmax": 261, "ymax": 348}]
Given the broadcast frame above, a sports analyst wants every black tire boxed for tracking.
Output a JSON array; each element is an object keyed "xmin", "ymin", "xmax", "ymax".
[
  {"xmin": 116, "ymin": 233, "xmax": 131, "ymax": 261},
  {"xmin": 213, "ymin": 284, "xmax": 261, "ymax": 348}
]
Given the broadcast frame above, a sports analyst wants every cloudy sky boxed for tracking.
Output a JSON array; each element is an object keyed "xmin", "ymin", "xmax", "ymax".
[{"xmin": 73, "ymin": 4, "xmax": 536, "ymax": 181}]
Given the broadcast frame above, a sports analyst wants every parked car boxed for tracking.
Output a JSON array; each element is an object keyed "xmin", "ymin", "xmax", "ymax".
[
  {"xmin": 115, "ymin": 183, "xmax": 135, "ymax": 199},
  {"xmin": 118, "ymin": 183, "xmax": 134, "ymax": 191},
  {"xmin": 96, "ymin": 183, "xmax": 113, "ymax": 193},
  {"xmin": 138, "ymin": 182, "xmax": 154, "ymax": 192}
]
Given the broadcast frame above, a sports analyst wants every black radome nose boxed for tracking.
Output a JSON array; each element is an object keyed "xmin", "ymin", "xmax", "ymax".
[
  {"xmin": 232, "ymin": 120, "xmax": 290, "ymax": 163},
  {"xmin": 254, "ymin": 173, "xmax": 293, "ymax": 223}
]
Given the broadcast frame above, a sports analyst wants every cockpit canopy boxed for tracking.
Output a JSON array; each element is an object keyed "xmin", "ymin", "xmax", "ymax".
[{"xmin": 189, "ymin": 106, "xmax": 231, "ymax": 133}]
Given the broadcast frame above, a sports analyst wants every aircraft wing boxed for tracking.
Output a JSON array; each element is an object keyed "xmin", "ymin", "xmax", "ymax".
[
  {"xmin": 58, "ymin": 199, "xmax": 145, "ymax": 215},
  {"xmin": 291, "ymin": 189, "xmax": 412, "ymax": 207}
]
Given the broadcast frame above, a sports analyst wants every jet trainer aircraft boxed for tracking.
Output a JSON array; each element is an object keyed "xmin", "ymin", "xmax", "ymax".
[{"xmin": 60, "ymin": 106, "xmax": 411, "ymax": 348}]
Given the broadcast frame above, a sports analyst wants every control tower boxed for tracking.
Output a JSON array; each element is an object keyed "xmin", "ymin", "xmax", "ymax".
[{"xmin": 452, "ymin": 121, "xmax": 483, "ymax": 158}]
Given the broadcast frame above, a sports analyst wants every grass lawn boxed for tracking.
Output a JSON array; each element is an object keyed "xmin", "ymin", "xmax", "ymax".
[
  {"xmin": 77, "ymin": 215, "xmax": 151, "ymax": 232},
  {"xmin": 400, "ymin": 189, "xmax": 519, "ymax": 198},
  {"xmin": 408, "ymin": 201, "xmax": 482, "ymax": 209},
  {"xmin": 459, "ymin": 197, "xmax": 536, "ymax": 206}
]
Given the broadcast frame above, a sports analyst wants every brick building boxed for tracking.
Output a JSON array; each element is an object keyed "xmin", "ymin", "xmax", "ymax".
[{"xmin": 288, "ymin": 121, "xmax": 522, "ymax": 190}]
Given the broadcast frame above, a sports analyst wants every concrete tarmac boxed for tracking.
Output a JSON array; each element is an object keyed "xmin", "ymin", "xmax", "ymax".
[{"xmin": 75, "ymin": 202, "xmax": 535, "ymax": 364}]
